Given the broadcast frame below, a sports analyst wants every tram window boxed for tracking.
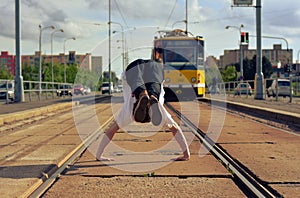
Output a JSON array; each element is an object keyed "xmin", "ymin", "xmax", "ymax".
[{"xmin": 164, "ymin": 48, "xmax": 196, "ymax": 64}]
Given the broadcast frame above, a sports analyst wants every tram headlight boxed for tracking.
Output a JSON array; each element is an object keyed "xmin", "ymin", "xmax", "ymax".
[
  {"xmin": 191, "ymin": 77, "xmax": 196, "ymax": 83},
  {"xmin": 165, "ymin": 78, "xmax": 170, "ymax": 83}
]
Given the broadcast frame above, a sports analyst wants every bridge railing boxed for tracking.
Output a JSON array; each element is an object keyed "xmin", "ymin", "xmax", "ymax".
[
  {"xmin": 23, "ymin": 81, "xmax": 74, "ymax": 101},
  {"xmin": 0, "ymin": 79, "xmax": 73, "ymax": 103},
  {"xmin": 214, "ymin": 76, "xmax": 300, "ymax": 103}
]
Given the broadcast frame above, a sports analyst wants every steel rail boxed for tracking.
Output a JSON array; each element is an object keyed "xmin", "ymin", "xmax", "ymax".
[
  {"xmin": 165, "ymin": 102, "xmax": 280, "ymax": 198},
  {"xmin": 27, "ymin": 115, "xmax": 114, "ymax": 197},
  {"xmin": 25, "ymin": 96, "xmax": 114, "ymax": 197}
]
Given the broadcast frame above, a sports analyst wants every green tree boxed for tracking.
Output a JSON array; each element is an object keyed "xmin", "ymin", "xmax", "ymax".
[
  {"xmin": 0, "ymin": 64, "xmax": 13, "ymax": 79},
  {"xmin": 74, "ymin": 67, "xmax": 100, "ymax": 90},
  {"xmin": 66, "ymin": 64, "xmax": 78, "ymax": 83},
  {"xmin": 243, "ymin": 55, "xmax": 273, "ymax": 80},
  {"xmin": 102, "ymin": 71, "xmax": 117, "ymax": 85},
  {"xmin": 54, "ymin": 63, "xmax": 64, "ymax": 83},
  {"xmin": 22, "ymin": 63, "xmax": 37, "ymax": 81},
  {"xmin": 221, "ymin": 65, "xmax": 237, "ymax": 82}
]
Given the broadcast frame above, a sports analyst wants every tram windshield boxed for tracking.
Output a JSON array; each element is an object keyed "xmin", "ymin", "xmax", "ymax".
[{"xmin": 163, "ymin": 47, "xmax": 196, "ymax": 65}]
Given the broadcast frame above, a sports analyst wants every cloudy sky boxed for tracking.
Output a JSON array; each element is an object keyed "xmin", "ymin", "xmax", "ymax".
[{"xmin": 1, "ymin": 0, "xmax": 300, "ymax": 75}]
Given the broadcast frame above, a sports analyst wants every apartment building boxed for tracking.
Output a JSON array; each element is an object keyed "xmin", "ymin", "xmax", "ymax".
[
  {"xmin": 0, "ymin": 51, "xmax": 16, "ymax": 76},
  {"xmin": 1, "ymin": 51, "xmax": 102, "ymax": 77},
  {"xmin": 219, "ymin": 44, "xmax": 293, "ymax": 69}
]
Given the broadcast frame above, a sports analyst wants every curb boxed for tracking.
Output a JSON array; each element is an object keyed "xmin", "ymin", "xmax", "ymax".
[
  {"xmin": 0, "ymin": 102, "xmax": 74, "ymax": 127},
  {"xmin": 200, "ymin": 97, "xmax": 300, "ymax": 130}
]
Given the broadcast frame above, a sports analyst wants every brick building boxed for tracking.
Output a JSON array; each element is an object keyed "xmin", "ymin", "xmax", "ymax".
[
  {"xmin": 0, "ymin": 51, "xmax": 16, "ymax": 76},
  {"xmin": 1, "ymin": 51, "xmax": 102, "ymax": 77},
  {"xmin": 219, "ymin": 44, "xmax": 293, "ymax": 69}
]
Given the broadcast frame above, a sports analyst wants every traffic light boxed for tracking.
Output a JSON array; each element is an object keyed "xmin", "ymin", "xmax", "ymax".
[
  {"xmin": 245, "ymin": 32, "xmax": 249, "ymax": 43},
  {"xmin": 284, "ymin": 64, "xmax": 291, "ymax": 72},
  {"xmin": 241, "ymin": 32, "xmax": 249, "ymax": 43},
  {"xmin": 287, "ymin": 64, "xmax": 291, "ymax": 72},
  {"xmin": 241, "ymin": 32, "xmax": 245, "ymax": 42}
]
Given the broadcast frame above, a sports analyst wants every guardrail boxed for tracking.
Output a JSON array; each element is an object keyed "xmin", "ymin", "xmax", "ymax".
[
  {"xmin": 0, "ymin": 79, "xmax": 74, "ymax": 103},
  {"xmin": 212, "ymin": 76, "xmax": 300, "ymax": 103},
  {"xmin": 23, "ymin": 80, "xmax": 74, "ymax": 101}
]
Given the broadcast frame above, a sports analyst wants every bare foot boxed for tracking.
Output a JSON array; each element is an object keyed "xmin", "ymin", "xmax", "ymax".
[
  {"xmin": 96, "ymin": 156, "xmax": 115, "ymax": 161},
  {"xmin": 172, "ymin": 156, "xmax": 190, "ymax": 161}
]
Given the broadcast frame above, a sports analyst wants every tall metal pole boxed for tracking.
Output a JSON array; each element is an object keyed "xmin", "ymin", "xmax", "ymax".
[
  {"xmin": 121, "ymin": 31, "xmax": 125, "ymax": 72},
  {"xmin": 38, "ymin": 25, "xmax": 42, "ymax": 100},
  {"xmin": 63, "ymin": 37, "xmax": 76, "ymax": 86},
  {"xmin": 51, "ymin": 29, "xmax": 63, "ymax": 98},
  {"xmin": 112, "ymin": 22, "xmax": 125, "ymax": 71},
  {"xmin": 254, "ymin": 0, "xmax": 264, "ymax": 99},
  {"xmin": 225, "ymin": 24, "xmax": 244, "ymax": 80},
  {"xmin": 239, "ymin": 25, "xmax": 244, "ymax": 81},
  {"xmin": 38, "ymin": 25, "xmax": 54, "ymax": 100},
  {"xmin": 185, "ymin": 0, "xmax": 188, "ymax": 34},
  {"xmin": 108, "ymin": 0, "xmax": 112, "ymax": 94},
  {"xmin": 15, "ymin": 0, "xmax": 24, "ymax": 102}
]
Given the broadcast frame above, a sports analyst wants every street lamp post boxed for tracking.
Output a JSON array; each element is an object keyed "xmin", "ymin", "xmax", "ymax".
[
  {"xmin": 51, "ymin": 29, "xmax": 64, "ymax": 98},
  {"xmin": 275, "ymin": 61, "xmax": 281, "ymax": 101},
  {"xmin": 112, "ymin": 30, "xmax": 126, "ymax": 72},
  {"xmin": 111, "ymin": 21, "xmax": 126, "ymax": 72},
  {"xmin": 63, "ymin": 37, "xmax": 76, "ymax": 86},
  {"xmin": 38, "ymin": 24, "xmax": 55, "ymax": 100},
  {"xmin": 226, "ymin": 24, "xmax": 244, "ymax": 81},
  {"xmin": 255, "ymin": 0, "xmax": 264, "ymax": 100}
]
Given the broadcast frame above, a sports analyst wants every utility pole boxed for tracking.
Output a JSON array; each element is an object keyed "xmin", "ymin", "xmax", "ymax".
[
  {"xmin": 225, "ymin": 24, "xmax": 244, "ymax": 81},
  {"xmin": 108, "ymin": 0, "xmax": 112, "ymax": 94},
  {"xmin": 15, "ymin": 0, "xmax": 24, "ymax": 102},
  {"xmin": 185, "ymin": 0, "xmax": 188, "ymax": 34},
  {"xmin": 254, "ymin": 0, "xmax": 264, "ymax": 100},
  {"xmin": 231, "ymin": 0, "xmax": 264, "ymax": 99}
]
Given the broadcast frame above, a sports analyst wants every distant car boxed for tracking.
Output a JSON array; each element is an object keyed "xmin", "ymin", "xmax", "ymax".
[
  {"xmin": 101, "ymin": 82, "xmax": 113, "ymax": 94},
  {"xmin": 56, "ymin": 85, "xmax": 73, "ymax": 97},
  {"xmin": 74, "ymin": 84, "xmax": 86, "ymax": 95},
  {"xmin": 117, "ymin": 85, "xmax": 123, "ymax": 92},
  {"xmin": 234, "ymin": 82, "xmax": 253, "ymax": 96},
  {"xmin": 0, "ymin": 81, "xmax": 15, "ymax": 101},
  {"xmin": 267, "ymin": 79, "xmax": 293, "ymax": 98},
  {"xmin": 84, "ymin": 86, "xmax": 91, "ymax": 94}
]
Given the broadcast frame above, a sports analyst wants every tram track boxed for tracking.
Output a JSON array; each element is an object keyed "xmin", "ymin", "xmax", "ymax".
[
  {"xmin": 27, "ymin": 115, "xmax": 114, "ymax": 197},
  {"xmin": 13, "ymin": 96, "xmax": 114, "ymax": 197},
  {"xmin": 26, "ymin": 110, "xmax": 114, "ymax": 197},
  {"xmin": 24, "ymin": 96, "xmax": 297, "ymax": 197},
  {"xmin": 165, "ymin": 101, "xmax": 281, "ymax": 198}
]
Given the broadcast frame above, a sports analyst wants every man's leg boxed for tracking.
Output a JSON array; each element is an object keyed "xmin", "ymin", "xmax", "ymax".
[
  {"xmin": 125, "ymin": 59, "xmax": 147, "ymax": 99},
  {"xmin": 96, "ymin": 121, "xmax": 119, "ymax": 161},
  {"xmin": 169, "ymin": 123, "xmax": 190, "ymax": 161},
  {"xmin": 143, "ymin": 61, "xmax": 164, "ymax": 125},
  {"xmin": 125, "ymin": 59, "xmax": 150, "ymax": 122},
  {"xmin": 143, "ymin": 61, "xmax": 163, "ymax": 98}
]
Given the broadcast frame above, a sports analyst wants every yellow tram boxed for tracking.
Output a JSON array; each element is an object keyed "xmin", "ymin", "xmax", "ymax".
[{"xmin": 152, "ymin": 29, "xmax": 205, "ymax": 101}]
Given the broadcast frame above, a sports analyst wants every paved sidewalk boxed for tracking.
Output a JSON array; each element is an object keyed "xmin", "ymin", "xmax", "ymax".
[
  {"xmin": 206, "ymin": 95, "xmax": 300, "ymax": 115},
  {"xmin": 1, "ymin": 95, "xmax": 299, "ymax": 117},
  {"xmin": 0, "ymin": 98, "xmax": 73, "ymax": 115}
]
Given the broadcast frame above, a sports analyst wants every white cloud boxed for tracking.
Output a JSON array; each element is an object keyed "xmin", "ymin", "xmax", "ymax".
[{"xmin": 0, "ymin": 0, "xmax": 300, "ymax": 62}]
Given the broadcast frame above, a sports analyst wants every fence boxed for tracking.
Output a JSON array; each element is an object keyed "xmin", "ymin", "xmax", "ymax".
[
  {"xmin": 0, "ymin": 79, "xmax": 74, "ymax": 103},
  {"xmin": 214, "ymin": 76, "xmax": 300, "ymax": 103},
  {"xmin": 23, "ymin": 80, "xmax": 74, "ymax": 101}
]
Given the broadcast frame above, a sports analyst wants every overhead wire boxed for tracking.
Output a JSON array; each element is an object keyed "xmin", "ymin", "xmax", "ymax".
[
  {"xmin": 164, "ymin": 0, "xmax": 178, "ymax": 28},
  {"xmin": 113, "ymin": 0, "xmax": 129, "ymax": 29}
]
